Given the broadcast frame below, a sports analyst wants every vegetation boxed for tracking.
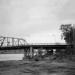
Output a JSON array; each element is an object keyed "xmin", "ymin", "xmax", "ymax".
[
  {"xmin": 60, "ymin": 24, "xmax": 75, "ymax": 57},
  {"xmin": 60, "ymin": 24, "xmax": 73, "ymax": 44}
]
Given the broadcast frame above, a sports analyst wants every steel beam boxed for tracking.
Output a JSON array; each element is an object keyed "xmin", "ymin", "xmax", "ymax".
[{"xmin": 0, "ymin": 36, "xmax": 27, "ymax": 47}]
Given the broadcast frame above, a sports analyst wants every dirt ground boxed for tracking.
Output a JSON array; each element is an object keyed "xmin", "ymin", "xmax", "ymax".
[{"xmin": 0, "ymin": 56, "xmax": 75, "ymax": 75}]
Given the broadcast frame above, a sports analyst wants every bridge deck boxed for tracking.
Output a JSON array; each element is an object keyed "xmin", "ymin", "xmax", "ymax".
[{"xmin": 0, "ymin": 44, "xmax": 73, "ymax": 50}]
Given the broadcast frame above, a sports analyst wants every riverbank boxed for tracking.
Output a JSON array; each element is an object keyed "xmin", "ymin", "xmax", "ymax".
[{"xmin": 0, "ymin": 56, "xmax": 75, "ymax": 75}]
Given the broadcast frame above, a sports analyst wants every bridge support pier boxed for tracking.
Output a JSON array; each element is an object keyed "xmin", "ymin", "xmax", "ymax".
[
  {"xmin": 23, "ymin": 48, "xmax": 27, "ymax": 60},
  {"xmin": 23, "ymin": 46, "xmax": 34, "ymax": 60},
  {"xmin": 30, "ymin": 46, "xmax": 33, "ymax": 58}
]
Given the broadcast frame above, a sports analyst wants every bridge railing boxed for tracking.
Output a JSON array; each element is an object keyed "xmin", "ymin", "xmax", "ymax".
[{"xmin": 27, "ymin": 43, "xmax": 67, "ymax": 45}]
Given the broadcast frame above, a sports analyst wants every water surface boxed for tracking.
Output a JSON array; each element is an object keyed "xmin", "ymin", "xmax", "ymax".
[{"xmin": 0, "ymin": 54, "xmax": 24, "ymax": 61}]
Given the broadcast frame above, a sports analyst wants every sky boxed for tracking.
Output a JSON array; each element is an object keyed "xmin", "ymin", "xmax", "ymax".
[{"xmin": 0, "ymin": 0, "xmax": 74, "ymax": 43}]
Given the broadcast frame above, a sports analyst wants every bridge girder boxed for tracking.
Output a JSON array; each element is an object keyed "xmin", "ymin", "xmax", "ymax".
[
  {"xmin": 0, "ymin": 36, "xmax": 27, "ymax": 47},
  {"xmin": 0, "ymin": 36, "xmax": 73, "ymax": 51}
]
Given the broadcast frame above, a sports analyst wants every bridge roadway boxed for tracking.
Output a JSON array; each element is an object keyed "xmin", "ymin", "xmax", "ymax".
[{"xmin": 0, "ymin": 43, "xmax": 73, "ymax": 50}]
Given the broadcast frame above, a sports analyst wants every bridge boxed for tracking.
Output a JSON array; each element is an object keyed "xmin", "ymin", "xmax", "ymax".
[
  {"xmin": 0, "ymin": 36, "xmax": 73, "ymax": 58},
  {"xmin": 0, "ymin": 36, "xmax": 72, "ymax": 50}
]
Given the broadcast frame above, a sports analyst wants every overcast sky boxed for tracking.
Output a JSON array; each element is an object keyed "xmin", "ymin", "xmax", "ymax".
[{"xmin": 0, "ymin": 0, "xmax": 74, "ymax": 43}]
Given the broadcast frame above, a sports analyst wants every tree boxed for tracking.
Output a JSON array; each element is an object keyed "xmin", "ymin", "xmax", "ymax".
[
  {"xmin": 60, "ymin": 24, "xmax": 75, "ymax": 56},
  {"xmin": 60, "ymin": 24, "xmax": 73, "ymax": 44}
]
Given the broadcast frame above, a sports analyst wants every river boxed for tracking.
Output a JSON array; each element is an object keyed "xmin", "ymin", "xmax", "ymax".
[{"xmin": 0, "ymin": 54, "xmax": 24, "ymax": 61}]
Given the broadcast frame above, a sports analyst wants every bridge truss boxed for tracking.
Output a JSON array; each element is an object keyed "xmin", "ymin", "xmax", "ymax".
[{"xmin": 0, "ymin": 36, "xmax": 27, "ymax": 47}]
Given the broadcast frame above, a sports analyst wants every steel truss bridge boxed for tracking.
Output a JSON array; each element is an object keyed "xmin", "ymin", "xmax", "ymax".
[
  {"xmin": 0, "ymin": 36, "xmax": 72, "ymax": 50},
  {"xmin": 0, "ymin": 36, "xmax": 73, "ymax": 58}
]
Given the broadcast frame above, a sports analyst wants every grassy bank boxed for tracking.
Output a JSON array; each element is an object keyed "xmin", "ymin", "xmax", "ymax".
[{"xmin": 0, "ymin": 55, "xmax": 75, "ymax": 75}]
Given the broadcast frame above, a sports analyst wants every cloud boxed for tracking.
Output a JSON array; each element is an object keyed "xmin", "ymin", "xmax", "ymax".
[
  {"xmin": 26, "ymin": 30, "xmax": 65, "ymax": 43},
  {"xmin": 58, "ymin": 0, "xmax": 75, "ymax": 23},
  {"xmin": 0, "ymin": 0, "xmax": 69, "ymax": 38}
]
